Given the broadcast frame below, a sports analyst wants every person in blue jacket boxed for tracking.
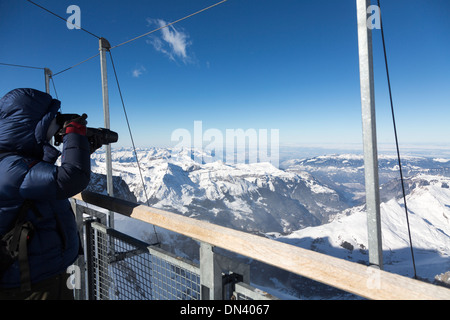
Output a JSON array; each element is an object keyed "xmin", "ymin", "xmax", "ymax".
[{"xmin": 0, "ymin": 88, "xmax": 91, "ymax": 300}]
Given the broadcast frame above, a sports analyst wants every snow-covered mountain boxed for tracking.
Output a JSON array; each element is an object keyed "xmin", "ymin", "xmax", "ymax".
[
  {"xmin": 87, "ymin": 149, "xmax": 450, "ymax": 295},
  {"xmin": 282, "ymin": 154, "xmax": 450, "ymax": 205},
  {"xmin": 281, "ymin": 154, "xmax": 450, "ymax": 285},
  {"xmin": 274, "ymin": 174, "xmax": 450, "ymax": 283},
  {"xmin": 89, "ymin": 148, "xmax": 349, "ymax": 234}
]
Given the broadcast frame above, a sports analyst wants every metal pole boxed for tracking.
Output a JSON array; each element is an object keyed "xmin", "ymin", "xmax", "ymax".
[
  {"xmin": 84, "ymin": 219, "xmax": 95, "ymax": 300},
  {"xmin": 45, "ymin": 68, "xmax": 56, "ymax": 146},
  {"xmin": 356, "ymin": 0, "xmax": 383, "ymax": 269},
  {"xmin": 70, "ymin": 198, "xmax": 87, "ymax": 300},
  {"xmin": 99, "ymin": 37, "xmax": 114, "ymax": 228},
  {"xmin": 200, "ymin": 243, "xmax": 222, "ymax": 300},
  {"xmin": 44, "ymin": 68, "xmax": 52, "ymax": 94}
]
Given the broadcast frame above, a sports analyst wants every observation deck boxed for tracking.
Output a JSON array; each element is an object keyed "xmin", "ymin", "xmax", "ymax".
[{"xmin": 69, "ymin": 191, "xmax": 450, "ymax": 300}]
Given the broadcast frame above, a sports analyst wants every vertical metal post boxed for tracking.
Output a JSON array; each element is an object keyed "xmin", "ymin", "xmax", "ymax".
[
  {"xmin": 199, "ymin": 242, "xmax": 251, "ymax": 300},
  {"xmin": 99, "ymin": 38, "xmax": 114, "ymax": 228},
  {"xmin": 70, "ymin": 199, "xmax": 87, "ymax": 300},
  {"xmin": 356, "ymin": 0, "xmax": 383, "ymax": 269},
  {"xmin": 44, "ymin": 68, "xmax": 52, "ymax": 94},
  {"xmin": 84, "ymin": 219, "xmax": 95, "ymax": 300},
  {"xmin": 200, "ymin": 243, "xmax": 223, "ymax": 300}
]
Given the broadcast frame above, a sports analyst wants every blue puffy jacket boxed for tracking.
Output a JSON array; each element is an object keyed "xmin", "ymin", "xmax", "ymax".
[{"xmin": 0, "ymin": 88, "xmax": 91, "ymax": 289}]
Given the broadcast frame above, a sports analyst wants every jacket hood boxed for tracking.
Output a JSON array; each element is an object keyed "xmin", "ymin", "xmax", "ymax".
[{"xmin": 0, "ymin": 88, "xmax": 61, "ymax": 158}]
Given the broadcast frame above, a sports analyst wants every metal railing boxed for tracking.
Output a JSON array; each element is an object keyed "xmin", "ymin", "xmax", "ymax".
[
  {"xmin": 71, "ymin": 191, "xmax": 450, "ymax": 300},
  {"xmin": 71, "ymin": 193, "xmax": 276, "ymax": 300},
  {"xmin": 85, "ymin": 221, "xmax": 201, "ymax": 300}
]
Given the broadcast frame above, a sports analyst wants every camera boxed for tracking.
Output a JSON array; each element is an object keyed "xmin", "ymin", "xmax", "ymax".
[{"xmin": 49, "ymin": 113, "xmax": 118, "ymax": 151}]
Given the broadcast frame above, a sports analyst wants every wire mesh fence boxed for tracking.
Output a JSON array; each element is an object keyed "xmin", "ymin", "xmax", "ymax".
[
  {"xmin": 72, "ymin": 198, "xmax": 279, "ymax": 300},
  {"xmin": 86, "ymin": 221, "xmax": 201, "ymax": 300}
]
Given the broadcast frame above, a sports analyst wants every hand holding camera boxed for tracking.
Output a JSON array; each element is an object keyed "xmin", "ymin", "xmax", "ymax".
[
  {"xmin": 63, "ymin": 114, "xmax": 88, "ymax": 136},
  {"xmin": 49, "ymin": 112, "xmax": 118, "ymax": 153}
]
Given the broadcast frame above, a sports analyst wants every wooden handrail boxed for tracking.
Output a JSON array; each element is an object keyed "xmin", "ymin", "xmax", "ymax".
[{"xmin": 73, "ymin": 191, "xmax": 450, "ymax": 300}]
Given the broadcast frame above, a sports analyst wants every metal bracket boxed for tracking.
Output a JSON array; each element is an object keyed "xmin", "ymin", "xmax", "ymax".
[
  {"xmin": 99, "ymin": 37, "xmax": 111, "ymax": 51},
  {"xmin": 200, "ymin": 242, "xmax": 250, "ymax": 300}
]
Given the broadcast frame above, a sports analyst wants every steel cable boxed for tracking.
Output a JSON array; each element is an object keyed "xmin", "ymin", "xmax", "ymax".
[{"xmin": 377, "ymin": 0, "xmax": 417, "ymax": 279}]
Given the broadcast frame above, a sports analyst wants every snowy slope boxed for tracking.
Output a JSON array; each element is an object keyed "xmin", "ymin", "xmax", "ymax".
[{"xmin": 275, "ymin": 174, "xmax": 450, "ymax": 282}]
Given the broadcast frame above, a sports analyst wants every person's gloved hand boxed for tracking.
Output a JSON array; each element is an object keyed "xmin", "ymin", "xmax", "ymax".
[{"xmin": 63, "ymin": 114, "xmax": 87, "ymax": 136}]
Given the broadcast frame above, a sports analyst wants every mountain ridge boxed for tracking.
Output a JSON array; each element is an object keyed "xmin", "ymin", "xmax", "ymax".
[{"xmin": 87, "ymin": 148, "xmax": 450, "ymax": 294}]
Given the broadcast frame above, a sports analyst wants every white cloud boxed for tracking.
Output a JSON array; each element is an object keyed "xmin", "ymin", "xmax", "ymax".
[
  {"xmin": 132, "ymin": 65, "xmax": 146, "ymax": 78},
  {"xmin": 146, "ymin": 18, "xmax": 193, "ymax": 64}
]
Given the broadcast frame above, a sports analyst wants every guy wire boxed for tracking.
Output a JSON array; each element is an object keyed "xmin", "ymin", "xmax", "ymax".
[
  {"xmin": 377, "ymin": 0, "xmax": 417, "ymax": 279},
  {"xmin": 24, "ymin": 0, "xmax": 101, "ymax": 39},
  {"xmin": 50, "ymin": 76, "xmax": 59, "ymax": 100},
  {"xmin": 107, "ymin": 50, "xmax": 160, "ymax": 245},
  {"xmin": 110, "ymin": 0, "xmax": 228, "ymax": 50},
  {"xmin": 35, "ymin": 0, "xmax": 229, "ymax": 77},
  {"xmin": 0, "ymin": 62, "xmax": 45, "ymax": 70}
]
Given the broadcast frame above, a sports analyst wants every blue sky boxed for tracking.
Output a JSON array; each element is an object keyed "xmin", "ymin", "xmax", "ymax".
[{"xmin": 0, "ymin": 0, "xmax": 449, "ymax": 154}]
